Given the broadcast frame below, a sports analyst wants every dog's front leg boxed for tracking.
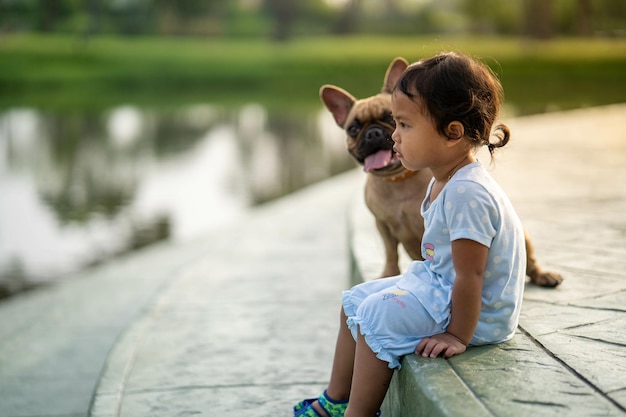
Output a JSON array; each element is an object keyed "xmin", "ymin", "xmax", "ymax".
[{"xmin": 375, "ymin": 220, "xmax": 402, "ymax": 278}]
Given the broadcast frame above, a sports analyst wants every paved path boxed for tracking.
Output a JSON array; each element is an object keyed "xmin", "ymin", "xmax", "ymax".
[
  {"xmin": 0, "ymin": 104, "xmax": 624, "ymax": 417},
  {"xmin": 88, "ymin": 174, "xmax": 360, "ymax": 417},
  {"xmin": 501, "ymin": 105, "xmax": 626, "ymax": 414},
  {"xmin": 0, "ymin": 167, "xmax": 361, "ymax": 417}
]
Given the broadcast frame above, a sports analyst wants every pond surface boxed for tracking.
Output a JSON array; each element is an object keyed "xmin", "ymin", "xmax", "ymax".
[{"xmin": 0, "ymin": 104, "xmax": 354, "ymax": 297}]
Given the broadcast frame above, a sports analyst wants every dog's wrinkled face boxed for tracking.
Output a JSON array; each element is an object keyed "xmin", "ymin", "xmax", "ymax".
[
  {"xmin": 343, "ymin": 95, "xmax": 400, "ymax": 173},
  {"xmin": 320, "ymin": 57, "xmax": 409, "ymax": 176}
]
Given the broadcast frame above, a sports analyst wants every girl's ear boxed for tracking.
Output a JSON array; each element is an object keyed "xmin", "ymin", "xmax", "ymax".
[{"xmin": 445, "ymin": 121, "xmax": 465, "ymax": 142}]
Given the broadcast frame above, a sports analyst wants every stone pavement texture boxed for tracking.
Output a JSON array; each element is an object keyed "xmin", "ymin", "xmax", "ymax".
[
  {"xmin": 0, "ymin": 167, "xmax": 359, "ymax": 417},
  {"xmin": 0, "ymin": 104, "xmax": 624, "ymax": 417}
]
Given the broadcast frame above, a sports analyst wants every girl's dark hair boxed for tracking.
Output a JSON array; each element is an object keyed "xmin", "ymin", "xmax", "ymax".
[{"xmin": 396, "ymin": 51, "xmax": 509, "ymax": 156}]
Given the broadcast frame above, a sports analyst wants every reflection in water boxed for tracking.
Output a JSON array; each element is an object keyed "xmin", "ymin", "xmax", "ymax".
[{"xmin": 0, "ymin": 104, "xmax": 352, "ymax": 298}]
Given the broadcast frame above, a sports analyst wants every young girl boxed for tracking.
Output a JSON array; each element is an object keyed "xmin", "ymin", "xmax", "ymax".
[{"xmin": 294, "ymin": 51, "xmax": 526, "ymax": 417}]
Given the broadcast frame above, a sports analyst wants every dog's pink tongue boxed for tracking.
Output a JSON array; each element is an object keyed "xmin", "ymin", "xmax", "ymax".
[{"xmin": 364, "ymin": 150, "xmax": 392, "ymax": 172}]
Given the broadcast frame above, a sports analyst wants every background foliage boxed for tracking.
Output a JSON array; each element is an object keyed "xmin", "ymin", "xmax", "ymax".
[
  {"xmin": 1, "ymin": 0, "xmax": 625, "ymax": 113},
  {"xmin": 1, "ymin": 34, "xmax": 625, "ymax": 114},
  {"xmin": 1, "ymin": 0, "xmax": 625, "ymax": 40}
]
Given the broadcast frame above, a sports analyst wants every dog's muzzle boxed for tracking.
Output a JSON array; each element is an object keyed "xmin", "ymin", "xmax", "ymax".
[
  {"xmin": 364, "ymin": 125, "xmax": 390, "ymax": 144},
  {"xmin": 353, "ymin": 125, "xmax": 393, "ymax": 158},
  {"xmin": 352, "ymin": 124, "xmax": 399, "ymax": 172}
]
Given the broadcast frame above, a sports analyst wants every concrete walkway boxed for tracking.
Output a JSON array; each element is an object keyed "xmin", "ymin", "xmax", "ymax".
[
  {"xmin": 0, "ymin": 104, "xmax": 624, "ymax": 417},
  {"xmin": 0, "ymin": 167, "xmax": 361, "ymax": 417}
]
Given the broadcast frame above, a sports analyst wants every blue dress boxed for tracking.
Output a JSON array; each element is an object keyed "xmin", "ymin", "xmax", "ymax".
[{"xmin": 342, "ymin": 161, "xmax": 527, "ymax": 369}]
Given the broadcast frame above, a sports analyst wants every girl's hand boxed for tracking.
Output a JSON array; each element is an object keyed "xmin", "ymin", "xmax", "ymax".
[{"xmin": 416, "ymin": 332, "xmax": 467, "ymax": 359}]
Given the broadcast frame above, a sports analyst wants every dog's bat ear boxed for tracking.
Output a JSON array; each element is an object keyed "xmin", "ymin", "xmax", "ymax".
[
  {"xmin": 320, "ymin": 85, "xmax": 356, "ymax": 127},
  {"xmin": 382, "ymin": 57, "xmax": 409, "ymax": 94}
]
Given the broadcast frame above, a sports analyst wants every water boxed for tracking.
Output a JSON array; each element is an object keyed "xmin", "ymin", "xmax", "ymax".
[{"xmin": 0, "ymin": 103, "xmax": 354, "ymax": 297}]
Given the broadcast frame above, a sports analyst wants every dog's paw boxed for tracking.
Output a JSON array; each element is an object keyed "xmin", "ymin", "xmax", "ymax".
[{"xmin": 530, "ymin": 270, "xmax": 564, "ymax": 288}]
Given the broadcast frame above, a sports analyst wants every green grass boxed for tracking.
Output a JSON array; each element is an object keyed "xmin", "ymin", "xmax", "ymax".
[{"xmin": 1, "ymin": 34, "xmax": 625, "ymax": 114}]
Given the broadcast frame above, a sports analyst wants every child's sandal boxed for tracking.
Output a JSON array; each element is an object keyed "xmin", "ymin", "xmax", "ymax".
[{"xmin": 293, "ymin": 390, "xmax": 348, "ymax": 417}]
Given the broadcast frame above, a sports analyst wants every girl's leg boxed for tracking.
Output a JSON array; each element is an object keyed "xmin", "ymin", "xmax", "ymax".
[
  {"xmin": 307, "ymin": 307, "xmax": 355, "ymax": 416},
  {"xmin": 344, "ymin": 332, "xmax": 394, "ymax": 417},
  {"xmin": 326, "ymin": 307, "xmax": 356, "ymax": 400}
]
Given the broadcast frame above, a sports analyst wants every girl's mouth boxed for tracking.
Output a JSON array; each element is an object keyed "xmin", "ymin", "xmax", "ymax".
[{"xmin": 393, "ymin": 146, "xmax": 402, "ymax": 160}]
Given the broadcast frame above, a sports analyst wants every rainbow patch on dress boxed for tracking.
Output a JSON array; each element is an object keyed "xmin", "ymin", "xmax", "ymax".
[{"xmin": 424, "ymin": 243, "xmax": 435, "ymax": 261}]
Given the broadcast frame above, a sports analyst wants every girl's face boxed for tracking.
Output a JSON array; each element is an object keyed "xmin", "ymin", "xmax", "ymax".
[{"xmin": 391, "ymin": 91, "xmax": 450, "ymax": 172}]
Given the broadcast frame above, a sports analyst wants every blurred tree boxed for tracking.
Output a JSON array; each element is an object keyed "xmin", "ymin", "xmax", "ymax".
[
  {"xmin": 39, "ymin": 0, "xmax": 61, "ymax": 31},
  {"xmin": 0, "ymin": 0, "xmax": 73, "ymax": 32},
  {"xmin": 84, "ymin": 0, "xmax": 102, "ymax": 36},
  {"xmin": 524, "ymin": 0, "xmax": 555, "ymax": 39},
  {"xmin": 263, "ymin": 0, "xmax": 299, "ymax": 41},
  {"xmin": 593, "ymin": 0, "xmax": 626, "ymax": 36},
  {"xmin": 0, "ymin": 0, "xmax": 36, "ymax": 31},
  {"xmin": 331, "ymin": 0, "xmax": 360, "ymax": 34},
  {"xmin": 108, "ymin": 0, "xmax": 153, "ymax": 35},
  {"xmin": 153, "ymin": 0, "xmax": 222, "ymax": 36},
  {"xmin": 575, "ymin": 0, "xmax": 592, "ymax": 36},
  {"xmin": 1, "ymin": 0, "xmax": 625, "ymax": 38},
  {"xmin": 548, "ymin": 0, "xmax": 625, "ymax": 37},
  {"xmin": 462, "ymin": 0, "xmax": 523, "ymax": 34}
]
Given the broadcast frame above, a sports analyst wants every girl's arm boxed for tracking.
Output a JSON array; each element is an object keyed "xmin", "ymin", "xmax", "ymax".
[{"xmin": 416, "ymin": 238, "xmax": 488, "ymax": 358}]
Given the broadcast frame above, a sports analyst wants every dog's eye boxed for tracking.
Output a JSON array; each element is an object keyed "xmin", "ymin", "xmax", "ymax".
[
  {"xmin": 384, "ymin": 114, "xmax": 396, "ymax": 127},
  {"xmin": 347, "ymin": 124, "xmax": 360, "ymax": 138}
]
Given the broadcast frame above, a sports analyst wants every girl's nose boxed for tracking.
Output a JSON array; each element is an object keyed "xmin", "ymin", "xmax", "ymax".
[{"xmin": 391, "ymin": 129, "xmax": 399, "ymax": 143}]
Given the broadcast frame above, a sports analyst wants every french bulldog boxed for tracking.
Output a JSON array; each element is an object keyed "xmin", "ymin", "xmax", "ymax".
[{"xmin": 320, "ymin": 57, "xmax": 563, "ymax": 287}]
